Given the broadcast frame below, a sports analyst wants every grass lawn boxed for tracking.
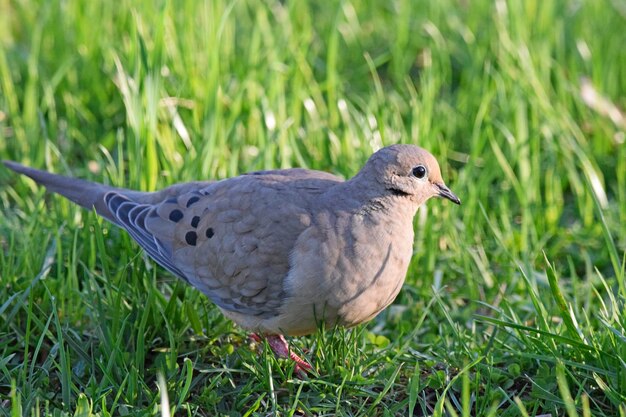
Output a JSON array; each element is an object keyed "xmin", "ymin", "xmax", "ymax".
[{"xmin": 1, "ymin": 0, "xmax": 625, "ymax": 415}]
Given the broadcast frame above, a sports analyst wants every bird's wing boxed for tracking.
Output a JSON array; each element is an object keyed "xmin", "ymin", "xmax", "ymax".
[
  {"xmin": 107, "ymin": 171, "xmax": 341, "ymax": 318},
  {"xmin": 104, "ymin": 192, "xmax": 189, "ymax": 280}
]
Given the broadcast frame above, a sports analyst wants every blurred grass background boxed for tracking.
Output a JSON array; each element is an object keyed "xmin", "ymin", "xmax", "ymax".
[{"xmin": 0, "ymin": 0, "xmax": 625, "ymax": 415}]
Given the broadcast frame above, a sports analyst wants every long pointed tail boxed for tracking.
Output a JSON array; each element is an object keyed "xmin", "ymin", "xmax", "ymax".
[
  {"xmin": 3, "ymin": 161, "xmax": 125, "ymax": 222},
  {"xmin": 4, "ymin": 161, "xmax": 214, "ymax": 224}
]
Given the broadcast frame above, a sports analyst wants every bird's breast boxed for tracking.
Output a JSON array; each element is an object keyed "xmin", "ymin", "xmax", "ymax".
[
  {"xmin": 331, "ymin": 215, "xmax": 414, "ymax": 327},
  {"xmin": 269, "ymin": 210, "xmax": 415, "ymax": 335}
]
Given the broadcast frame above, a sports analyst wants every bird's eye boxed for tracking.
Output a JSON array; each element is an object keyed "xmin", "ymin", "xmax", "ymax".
[{"xmin": 412, "ymin": 165, "xmax": 427, "ymax": 179}]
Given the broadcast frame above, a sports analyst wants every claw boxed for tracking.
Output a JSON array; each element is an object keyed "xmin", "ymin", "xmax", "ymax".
[{"xmin": 250, "ymin": 333, "xmax": 312, "ymax": 377}]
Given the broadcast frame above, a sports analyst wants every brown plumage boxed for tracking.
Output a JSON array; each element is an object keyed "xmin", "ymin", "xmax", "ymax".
[{"xmin": 4, "ymin": 144, "xmax": 460, "ymax": 374}]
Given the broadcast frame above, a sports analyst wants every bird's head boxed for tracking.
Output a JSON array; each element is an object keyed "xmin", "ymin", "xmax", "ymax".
[{"xmin": 359, "ymin": 144, "xmax": 461, "ymax": 207}]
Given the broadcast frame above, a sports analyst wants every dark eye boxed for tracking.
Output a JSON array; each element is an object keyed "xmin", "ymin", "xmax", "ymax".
[{"xmin": 412, "ymin": 165, "xmax": 427, "ymax": 179}]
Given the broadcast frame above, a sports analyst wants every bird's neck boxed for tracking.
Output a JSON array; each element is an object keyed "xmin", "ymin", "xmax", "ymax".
[{"xmin": 328, "ymin": 178, "xmax": 420, "ymax": 223}]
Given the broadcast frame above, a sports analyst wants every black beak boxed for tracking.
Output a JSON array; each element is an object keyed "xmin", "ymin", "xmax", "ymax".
[{"xmin": 434, "ymin": 183, "xmax": 461, "ymax": 205}]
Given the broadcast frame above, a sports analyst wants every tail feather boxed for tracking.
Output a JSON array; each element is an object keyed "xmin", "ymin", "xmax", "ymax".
[
  {"xmin": 3, "ymin": 160, "xmax": 127, "ymax": 223},
  {"xmin": 4, "ymin": 161, "xmax": 214, "ymax": 224}
]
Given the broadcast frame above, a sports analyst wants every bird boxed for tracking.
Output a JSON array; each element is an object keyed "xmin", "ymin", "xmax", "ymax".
[{"xmin": 3, "ymin": 144, "xmax": 460, "ymax": 375}]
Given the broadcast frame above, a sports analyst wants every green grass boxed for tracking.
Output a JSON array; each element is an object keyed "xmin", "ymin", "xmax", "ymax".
[{"xmin": 1, "ymin": 0, "xmax": 625, "ymax": 415}]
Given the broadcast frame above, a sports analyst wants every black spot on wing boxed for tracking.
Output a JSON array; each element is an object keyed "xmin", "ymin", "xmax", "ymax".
[
  {"xmin": 191, "ymin": 216, "xmax": 200, "ymax": 228},
  {"xmin": 206, "ymin": 227, "xmax": 214, "ymax": 238},
  {"xmin": 185, "ymin": 231, "xmax": 197, "ymax": 246},
  {"xmin": 169, "ymin": 209, "xmax": 183, "ymax": 222},
  {"xmin": 186, "ymin": 196, "xmax": 200, "ymax": 207}
]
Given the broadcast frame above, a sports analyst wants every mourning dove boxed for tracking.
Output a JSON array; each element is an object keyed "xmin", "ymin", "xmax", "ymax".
[{"xmin": 4, "ymin": 144, "xmax": 460, "ymax": 374}]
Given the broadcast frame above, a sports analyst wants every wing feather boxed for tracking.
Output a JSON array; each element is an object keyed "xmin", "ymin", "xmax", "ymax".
[
  {"xmin": 104, "ymin": 192, "xmax": 188, "ymax": 281},
  {"xmin": 100, "ymin": 173, "xmax": 337, "ymax": 318}
]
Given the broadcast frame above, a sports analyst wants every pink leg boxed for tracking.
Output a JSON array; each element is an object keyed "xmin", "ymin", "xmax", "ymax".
[{"xmin": 249, "ymin": 333, "xmax": 312, "ymax": 377}]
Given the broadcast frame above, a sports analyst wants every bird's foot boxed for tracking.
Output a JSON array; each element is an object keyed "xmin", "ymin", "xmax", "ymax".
[{"xmin": 249, "ymin": 333, "xmax": 312, "ymax": 377}]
